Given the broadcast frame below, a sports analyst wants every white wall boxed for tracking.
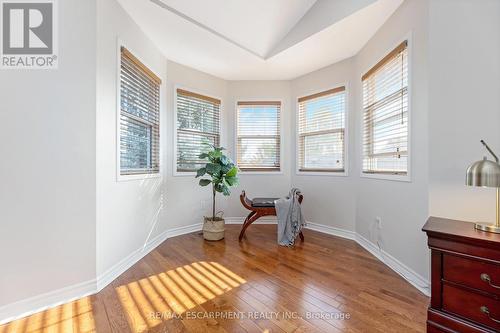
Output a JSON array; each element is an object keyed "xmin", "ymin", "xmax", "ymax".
[
  {"xmin": 94, "ymin": 0, "xmax": 435, "ymax": 290},
  {"xmin": 1, "ymin": 0, "xmax": 230, "ymax": 318},
  {"xmin": 290, "ymin": 58, "xmax": 356, "ymax": 232},
  {"xmin": 353, "ymin": 0, "xmax": 430, "ymax": 280},
  {"xmin": 5, "ymin": 0, "xmax": 500, "ymax": 322},
  {"xmin": 0, "ymin": 0, "xmax": 97, "ymax": 308},
  {"xmin": 96, "ymin": 0, "xmax": 229, "ymax": 277},
  {"xmin": 223, "ymin": 81, "xmax": 293, "ymax": 218},
  {"xmin": 428, "ymin": 0, "xmax": 500, "ymax": 222},
  {"xmin": 283, "ymin": 0, "xmax": 431, "ymax": 281},
  {"xmin": 96, "ymin": 0, "xmax": 168, "ymax": 278},
  {"xmin": 161, "ymin": 60, "xmax": 228, "ymax": 228}
]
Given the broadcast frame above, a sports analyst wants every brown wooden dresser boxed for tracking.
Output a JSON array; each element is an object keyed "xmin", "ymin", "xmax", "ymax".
[{"xmin": 423, "ymin": 217, "xmax": 500, "ymax": 333}]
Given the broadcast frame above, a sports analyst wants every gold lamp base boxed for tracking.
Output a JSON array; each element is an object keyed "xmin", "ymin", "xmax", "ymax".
[{"xmin": 475, "ymin": 222, "xmax": 500, "ymax": 234}]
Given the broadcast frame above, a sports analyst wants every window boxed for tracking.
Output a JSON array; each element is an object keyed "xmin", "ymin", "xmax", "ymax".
[
  {"xmin": 298, "ymin": 87, "xmax": 346, "ymax": 172},
  {"xmin": 119, "ymin": 47, "xmax": 161, "ymax": 176},
  {"xmin": 362, "ymin": 41, "xmax": 408, "ymax": 175},
  {"xmin": 236, "ymin": 101, "xmax": 281, "ymax": 171},
  {"xmin": 176, "ymin": 89, "xmax": 220, "ymax": 172}
]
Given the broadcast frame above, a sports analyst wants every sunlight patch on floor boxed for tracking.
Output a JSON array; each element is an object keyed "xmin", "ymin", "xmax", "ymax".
[
  {"xmin": 116, "ymin": 261, "xmax": 246, "ymax": 333},
  {"xmin": 0, "ymin": 297, "xmax": 95, "ymax": 333}
]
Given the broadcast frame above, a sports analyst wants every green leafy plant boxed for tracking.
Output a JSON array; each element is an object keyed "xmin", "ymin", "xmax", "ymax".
[{"xmin": 196, "ymin": 144, "xmax": 239, "ymax": 221}]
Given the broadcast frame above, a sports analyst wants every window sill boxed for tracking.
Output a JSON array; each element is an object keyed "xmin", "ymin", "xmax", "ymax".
[
  {"xmin": 360, "ymin": 172, "xmax": 411, "ymax": 182},
  {"xmin": 296, "ymin": 170, "xmax": 348, "ymax": 177},
  {"xmin": 239, "ymin": 170, "xmax": 283, "ymax": 176},
  {"xmin": 173, "ymin": 171, "xmax": 197, "ymax": 177},
  {"xmin": 117, "ymin": 173, "xmax": 161, "ymax": 182}
]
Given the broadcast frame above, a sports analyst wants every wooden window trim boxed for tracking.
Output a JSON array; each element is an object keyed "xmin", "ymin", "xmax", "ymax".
[
  {"xmin": 121, "ymin": 47, "xmax": 161, "ymax": 85},
  {"xmin": 298, "ymin": 86, "xmax": 345, "ymax": 103},
  {"xmin": 237, "ymin": 101, "xmax": 281, "ymax": 106},
  {"xmin": 177, "ymin": 88, "xmax": 221, "ymax": 105},
  {"xmin": 361, "ymin": 40, "xmax": 407, "ymax": 81},
  {"xmin": 239, "ymin": 167, "xmax": 281, "ymax": 172}
]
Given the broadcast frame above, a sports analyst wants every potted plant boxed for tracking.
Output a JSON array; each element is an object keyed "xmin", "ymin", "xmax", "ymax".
[{"xmin": 196, "ymin": 145, "xmax": 239, "ymax": 241}]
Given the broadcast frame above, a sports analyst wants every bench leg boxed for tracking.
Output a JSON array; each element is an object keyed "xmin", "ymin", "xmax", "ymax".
[
  {"xmin": 239, "ymin": 211, "xmax": 259, "ymax": 241},
  {"xmin": 243, "ymin": 211, "xmax": 255, "ymax": 224}
]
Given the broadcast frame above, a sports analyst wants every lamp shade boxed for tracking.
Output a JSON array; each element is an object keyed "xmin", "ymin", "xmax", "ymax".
[{"xmin": 466, "ymin": 157, "xmax": 500, "ymax": 188}]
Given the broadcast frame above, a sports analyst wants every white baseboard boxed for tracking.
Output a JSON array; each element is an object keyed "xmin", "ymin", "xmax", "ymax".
[
  {"xmin": 0, "ymin": 222, "xmax": 203, "ymax": 325},
  {"xmin": 225, "ymin": 218, "xmax": 356, "ymax": 240},
  {"xmin": 355, "ymin": 233, "xmax": 430, "ymax": 296},
  {"xmin": 225, "ymin": 217, "xmax": 428, "ymax": 296},
  {"xmin": 96, "ymin": 222, "xmax": 202, "ymax": 291},
  {"xmin": 225, "ymin": 217, "xmax": 356, "ymax": 242},
  {"xmin": 96, "ymin": 222, "xmax": 204, "ymax": 292},
  {"xmin": 0, "ymin": 278, "xmax": 97, "ymax": 325},
  {"xmin": 165, "ymin": 223, "xmax": 204, "ymax": 238},
  {"xmin": 0, "ymin": 219, "xmax": 429, "ymax": 325},
  {"xmin": 305, "ymin": 221, "xmax": 356, "ymax": 240}
]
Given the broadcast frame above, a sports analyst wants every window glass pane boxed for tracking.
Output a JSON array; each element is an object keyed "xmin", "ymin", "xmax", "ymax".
[
  {"xmin": 120, "ymin": 116, "xmax": 152, "ymax": 170},
  {"xmin": 119, "ymin": 47, "xmax": 160, "ymax": 176},
  {"xmin": 238, "ymin": 107, "xmax": 279, "ymax": 136},
  {"xmin": 303, "ymin": 132, "xmax": 344, "ymax": 170},
  {"xmin": 177, "ymin": 98, "xmax": 219, "ymax": 134},
  {"xmin": 364, "ymin": 60, "xmax": 408, "ymax": 107},
  {"xmin": 301, "ymin": 94, "xmax": 344, "ymax": 133},
  {"xmin": 237, "ymin": 103, "xmax": 281, "ymax": 170},
  {"xmin": 372, "ymin": 112, "xmax": 408, "ymax": 155},
  {"xmin": 120, "ymin": 61, "xmax": 159, "ymax": 123},
  {"xmin": 177, "ymin": 131, "xmax": 217, "ymax": 171},
  {"xmin": 237, "ymin": 137, "xmax": 280, "ymax": 169},
  {"xmin": 364, "ymin": 156, "xmax": 408, "ymax": 174},
  {"xmin": 298, "ymin": 88, "xmax": 346, "ymax": 172},
  {"xmin": 176, "ymin": 90, "xmax": 220, "ymax": 172},
  {"xmin": 362, "ymin": 41, "xmax": 408, "ymax": 175}
]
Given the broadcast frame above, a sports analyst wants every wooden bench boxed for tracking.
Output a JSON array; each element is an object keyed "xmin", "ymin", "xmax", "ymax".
[{"xmin": 239, "ymin": 190, "xmax": 304, "ymax": 242}]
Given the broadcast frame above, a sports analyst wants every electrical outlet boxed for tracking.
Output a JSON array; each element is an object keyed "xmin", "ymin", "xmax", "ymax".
[{"xmin": 376, "ymin": 217, "xmax": 382, "ymax": 229}]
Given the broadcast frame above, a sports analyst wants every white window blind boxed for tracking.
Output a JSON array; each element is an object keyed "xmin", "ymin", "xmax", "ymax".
[
  {"xmin": 176, "ymin": 89, "xmax": 220, "ymax": 172},
  {"xmin": 298, "ymin": 87, "xmax": 346, "ymax": 172},
  {"xmin": 236, "ymin": 101, "xmax": 281, "ymax": 171},
  {"xmin": 119, "ymin": 47, "xmax": 161, "ymax": 176},
  {"xmin": 362, "ymin": 41, "xmax": 408, "ymax": 175}
]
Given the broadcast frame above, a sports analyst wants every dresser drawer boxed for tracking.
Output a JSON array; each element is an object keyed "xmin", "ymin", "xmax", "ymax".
[
  {"xmin": 427, "ymin": 325, "xmax": 447, "ymax": 333},
  {"xmin": 443, "ymin": 254, "xmax": 500, "ymax": 295},
  {"xmin": 443, "ymin": 284, "xmax": 500, "ymax": 331}
]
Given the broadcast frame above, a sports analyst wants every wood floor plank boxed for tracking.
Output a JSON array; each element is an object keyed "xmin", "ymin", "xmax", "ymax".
[{"xmin": 0, "ymin": 225, "xmax": 428, "ymax": 332}]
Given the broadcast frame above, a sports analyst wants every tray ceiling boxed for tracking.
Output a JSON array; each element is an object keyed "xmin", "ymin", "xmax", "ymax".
[{"xmin": 117, "ymin": 0, "xmax": 404, "ymax": 80}]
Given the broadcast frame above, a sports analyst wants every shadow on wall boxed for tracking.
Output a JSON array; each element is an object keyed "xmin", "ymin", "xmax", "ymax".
[{"xmin": 137, "ymin": 177, "xmax": 165, "ymax": 251}]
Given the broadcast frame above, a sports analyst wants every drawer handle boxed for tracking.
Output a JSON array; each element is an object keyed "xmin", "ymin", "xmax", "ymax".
[
  {"xmin": 481, "ymin": 273, "xmax": 500, "ymax": 289},
  {"xmin": 481, "ymin": 306, "xmax": 500, "ymax": 324}
]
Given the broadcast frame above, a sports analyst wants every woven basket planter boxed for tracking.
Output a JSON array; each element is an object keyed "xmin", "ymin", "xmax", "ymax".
[{"xmin": 203, "ymin": 217, "xmax": 225, "ymax": 241}]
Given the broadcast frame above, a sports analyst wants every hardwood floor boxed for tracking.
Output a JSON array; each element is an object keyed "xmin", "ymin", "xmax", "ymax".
[{"xmin": 0, "ymin": 225, "xmax": 429, "ymax": 333}]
